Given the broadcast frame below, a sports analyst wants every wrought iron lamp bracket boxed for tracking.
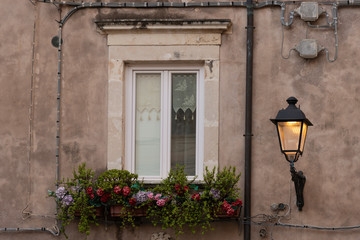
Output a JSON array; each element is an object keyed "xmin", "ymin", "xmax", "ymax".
[{"xmin": 290, "ymin": 162, "xmax": 306, "ymax": 211}]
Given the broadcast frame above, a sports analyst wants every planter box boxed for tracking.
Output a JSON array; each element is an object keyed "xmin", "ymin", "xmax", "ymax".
[
  {"xmin": 110, "ymin": 205, "xmax": 148, "ymax": 217},
  {"xmin": 214, "ymin": 206, "xmax": 241, "ymax": 218},
  {"xmin": 75, "ymin": 206, "xmax": 104, "ymax": 217}
]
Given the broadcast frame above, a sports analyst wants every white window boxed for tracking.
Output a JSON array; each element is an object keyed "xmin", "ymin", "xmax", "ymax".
[
  {"xmin": 102, "ymin": 20, "xmax": 229, "ymax": 179},
  {"xmin": 125, "ymin": 65, "xmax": 204, "ymax": 181}
]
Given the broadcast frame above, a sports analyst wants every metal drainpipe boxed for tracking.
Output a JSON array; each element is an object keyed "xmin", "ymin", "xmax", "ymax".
[
  {"xmin": 0, "ymin": 227, "xmax": 59, "ymax": 236},
  {"xmin": 244, "ymin": 0, "xmax": 254, "ymax": 239}
]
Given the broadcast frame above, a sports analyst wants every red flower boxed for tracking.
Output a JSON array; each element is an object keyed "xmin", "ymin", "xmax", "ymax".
[
  {"xmin": 96, "ymin": 188, "xmax": 104, "ymax": 197},
  {"xmin": 184, "ymin": 186, "xmax": 189, "ymax": 191},
  {"xmin": 191, "ymin": 193, "xmax": 200, "ymax": 201},
  {"xmin": 86, "ymin": 187, "xmax": 93, "ymax": 195},
  {"xmin": 90, "ymin": 194, "xmax": 95, "ymax": 200},
  {"xmin": 222, "ymin": 200, "xmax": 231, "ymax": 210},
  {"xmin": 123, "ymin": 186, "xmax": 130, "ymax": 196},
  {"xmin": 175, "ymin": 184, "xmax": 180, "ymax": 191},
  {"xmin": 101, "ymin": 193, "xmax": 111, "ymax": 203},
  {"xmin": 129, "ymin": 197, "xmax": 136, "ymax": 206},
  {"xmin": 236, "ymin": 199, "xmax": 243, "ymax": 206},
  {"xmin": 232, "ymin": 199, "xmax": 243, "ymax": 207},
  {"xmin": 226, "ymin": 207, "xmax": 235, "ymax": 216},
  {"xmin": 114, "ymin": 186, "xmax": 122, "ymax": 194}
]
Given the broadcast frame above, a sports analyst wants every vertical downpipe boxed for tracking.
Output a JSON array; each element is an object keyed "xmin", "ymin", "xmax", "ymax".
[
  {"xmin": 56, "ymin": 23, "xmax": 63, "ymax": 187},
  {"xmin": 244, "ymin": 0, "xmax": 254, "ymax": 239}
]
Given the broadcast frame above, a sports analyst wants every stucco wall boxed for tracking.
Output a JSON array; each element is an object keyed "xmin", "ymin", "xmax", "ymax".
[{"xmin": 1, "ymin": 0, "xmax": 360, "ymax": 239}]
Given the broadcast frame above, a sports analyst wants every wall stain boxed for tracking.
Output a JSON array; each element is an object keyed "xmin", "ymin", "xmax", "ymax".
[
  {"xmin": 62, "ymin": 141, "xmax": 81, "ymax": 164},
  {"xmin": 95, "ymin": 8, "xmax": 184, "ymax": 22},
  {"xmin": 116, "ymin": 224, "xmax": 123, "ymax": 240}
]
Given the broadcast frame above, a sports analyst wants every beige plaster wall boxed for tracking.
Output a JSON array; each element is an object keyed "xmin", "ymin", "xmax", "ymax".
[{"xmin": 1, "ymin": 1, "xmax": 360, "ymax": 240}]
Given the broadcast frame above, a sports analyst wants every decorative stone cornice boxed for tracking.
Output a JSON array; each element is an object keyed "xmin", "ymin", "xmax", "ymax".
[{"xmin": 95, "ymin": 19, "xmax": 231, "ymax": 32}]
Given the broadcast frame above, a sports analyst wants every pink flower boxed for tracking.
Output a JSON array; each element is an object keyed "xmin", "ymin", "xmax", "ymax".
[
  {"xmin": 226, "ymin": 207, "xmax": 235, "ymax": 216},
  {"xmin": 156, "ymin": 199, "xmax": 166, "ymax": 207},
  {"xmin": 129, "ymin": 198, "xmax": 136, "ymax": 206},
  {"xmin": 96, "ymin": 188, "xmax": 104, "ymax": 197},
  {"xmin": 191, "ymin": 193, "xmax": 200, "ymax": 201},
  {"xmin": 147, "ymin": 192, "xmax": 154, "ymax": 200},
  {"xmin": 114, "ymin": 186, "xmax": 122, "ymax": 194},
  {"xmin": 155, "ymin": 194, "xmax": 162, "ymax": 200},
  {"xmin": 86, "ymin": 187, "xmax": 93, "ymax": 195},
  {"xmin": 222, "ymin": 200, "xmax": 231, "ymax": 210},
  {"xmin": 90, "ymin": 194, "xmax": 95, "ymax": 199},
  {"xmin": 123, "ymin": 186, "xmax": 130, "ymax": 196}
]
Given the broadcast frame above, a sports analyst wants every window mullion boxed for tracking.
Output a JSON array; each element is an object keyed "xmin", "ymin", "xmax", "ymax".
[
  {"xmin": 160, "ymin": 71, "xmax": 170, "ymax": 179},
  {"xmin": 196, "ymin": 70, "xmax": 204, "ymax": 179},
  {"xmin": 167, "ymin": 71, "xmax": 172, "ymax": 175},
  {"xmin": 131, "ymin": 71, "xmax": 136, "ymax": 173}
]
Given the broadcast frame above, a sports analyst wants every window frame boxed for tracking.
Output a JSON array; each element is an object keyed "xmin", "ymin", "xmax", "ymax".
[{"xmin": 125, "ymin": 65, "xmax": 204, "ymax": 182}]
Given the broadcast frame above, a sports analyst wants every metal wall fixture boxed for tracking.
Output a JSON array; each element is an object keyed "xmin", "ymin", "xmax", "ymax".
[
  {"xmin": 281, "ymin": 2, "xmax": 338, "ymax": 62},
  {"xmin": 295, "ymin": 39, "xmax": 324, "ymax": 59},
  {"xmin": 294, "ymin": 2, "xmax": 325, "ymax": 22},
  {"xmin": 270, "ymin": 97, "xmax": 313, "ymax": 211}
]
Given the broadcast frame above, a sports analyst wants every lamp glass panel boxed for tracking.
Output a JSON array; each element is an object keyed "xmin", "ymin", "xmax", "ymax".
[
  {"xmin": 285, "ymin": 152, "xmax": 297, "ymax": 162},
  {"xmin": 299, "ymin": 122, "xmax": 308, "ymax": 152},
  {"xmin": 277, "ymin": 121, "xmax": 302, "ymax": 152}
]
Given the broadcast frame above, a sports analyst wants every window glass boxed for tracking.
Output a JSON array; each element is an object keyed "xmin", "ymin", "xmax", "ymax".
[
  {"xmin": 171, "ymin": 73, "xmax": 197, "ymax": 176},
  {"xmin": 126, "ymin": 68, "xmax": 203, "ymax": 180},
  {"xmin": 135, "ymin": 73, "xmax": 161, "ymax": 176}
]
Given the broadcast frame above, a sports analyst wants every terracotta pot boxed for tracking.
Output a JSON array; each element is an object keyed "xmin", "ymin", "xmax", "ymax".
[
  {"xmin": 94, "ymin": 206, "xmax": 104, "ymax": 217},
  {"xmin": 110, "ymin": 205, "xmax": 148, "ymax": 217}
]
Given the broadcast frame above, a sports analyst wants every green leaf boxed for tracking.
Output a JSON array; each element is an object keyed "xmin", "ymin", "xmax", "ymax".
[
  {"xmin": 190, "ymin": 184, "xmax": 198, "ymax": 190},
  {"xmin": 131, "ymin": 182, "xmax": 140, "ymax": 190}
]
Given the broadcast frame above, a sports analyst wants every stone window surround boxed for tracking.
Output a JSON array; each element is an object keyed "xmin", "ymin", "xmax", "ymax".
[{"xmin": 97, "ymin": 19, "xmax": 231, "ymax": 182}]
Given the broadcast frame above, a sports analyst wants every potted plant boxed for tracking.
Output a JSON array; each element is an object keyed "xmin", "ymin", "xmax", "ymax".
[
  {"xmin": 49, "ymin": 164, "xmax": 242, "ymax": 238},
  {"xmin": 95, "ymin": 169, "xmax": 144, "ymax": 226},
  {"xmin": 146, "ymin": 166, "xmax": 243, "ymax": 236},
  {"xmin": 203, "ymin": 166, "xmax": 242, "ymax": 218},
  {"xmin": 147, "ymin": 166, "xmax": 214, "ymax": 236},
  {"xmin": 48, "ymin": 163, "xmax": 100, "ymax": 238}
]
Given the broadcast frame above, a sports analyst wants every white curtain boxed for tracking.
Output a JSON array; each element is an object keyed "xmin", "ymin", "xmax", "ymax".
[{"xmin": 135, "ymin": 73, "xmax": 161, "ymax": 176}]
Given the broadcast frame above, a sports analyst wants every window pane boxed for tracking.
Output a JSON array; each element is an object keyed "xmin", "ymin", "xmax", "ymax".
[
  {"xmin": 171, "ymin": 73, "xmax": 197, "ymax": 176},
  {"xmin": 135, "ymin": 73, "xmax": 161, "ymax": 176}
]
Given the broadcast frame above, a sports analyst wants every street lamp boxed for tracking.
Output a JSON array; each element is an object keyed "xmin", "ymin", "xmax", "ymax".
[{"xmin": 270, "ymin": 97, "xmax": 313, "ymax": 211}]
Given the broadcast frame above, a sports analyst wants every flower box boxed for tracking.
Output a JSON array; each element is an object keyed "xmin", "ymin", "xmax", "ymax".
[
  {"xmin": 110, "ymin": 205, "xmax": 148, "ymax": 217},
  {"xmin": 75, "ymin": 206, "xmax": 104, "ymax": 217},
  {"xmin": 214, "ymin": 206, "xmax": 241, "ymax": 218}
]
